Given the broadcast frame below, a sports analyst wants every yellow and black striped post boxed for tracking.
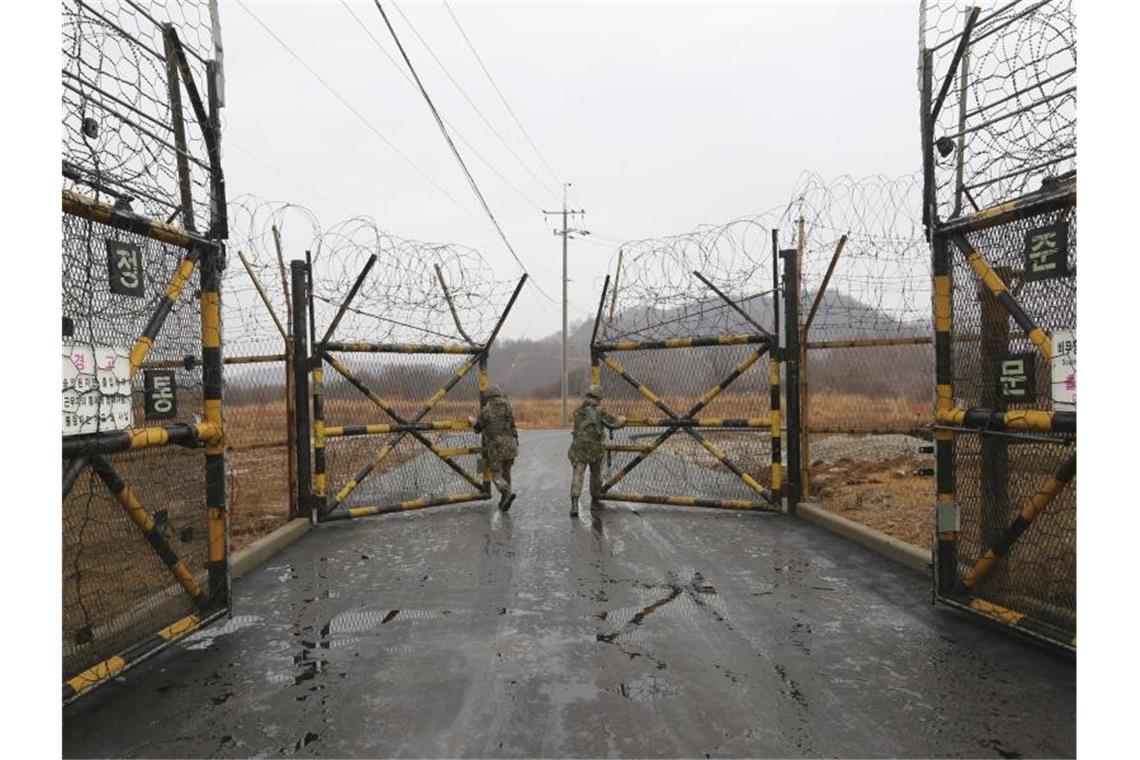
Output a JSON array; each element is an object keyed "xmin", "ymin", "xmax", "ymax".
[
  {"xmin": 961, "ymin": 452, "xmax": 1076, "ymax": 592},
  {"xmin": 200, "ymin": 241, "xmax": 227, "ymax": 607},
  {"xmin": 311, "ymin": 358, "xmax": 327, "ymax": 507},
  {"xmin": 769, "ymin": 356, "xmax": 783, "ymax": 502},
  {"xmin": 780, "ymin": 247, "xmax": 803, "ymax": 510},
  {"xmin": 932, "ymin": 232, "xmax": 958, "ymax": 594},
  {"xmin": 88, "ymin": 455, "xmax": 208, "ymax": 609},
  {"xmin": 290, "ymin": 260, "xmax": 314, "ymax": 520}
]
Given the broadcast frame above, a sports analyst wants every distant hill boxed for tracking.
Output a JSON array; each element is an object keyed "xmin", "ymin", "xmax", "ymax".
[{"xmin": 226, "ymin": 288, "xmax": 930, "ymax": 403}]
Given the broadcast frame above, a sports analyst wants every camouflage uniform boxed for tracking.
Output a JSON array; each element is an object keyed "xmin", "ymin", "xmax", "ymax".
[
  {"xmin": 568, "ymin": 385, "xmax": 624, "ymax": 516},
  {"xmin": 474, "ymin": 385, "xmax": 519, "ymax": 511}
]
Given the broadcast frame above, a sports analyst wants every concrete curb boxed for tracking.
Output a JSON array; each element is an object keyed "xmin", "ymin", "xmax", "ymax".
[
  {"xmin": 795, "ymin": 503, "xmax": 931, "ymax": 574},
  {"xmin": 231, "ymin": 518, "xmax": 312, "ymax": 580}
]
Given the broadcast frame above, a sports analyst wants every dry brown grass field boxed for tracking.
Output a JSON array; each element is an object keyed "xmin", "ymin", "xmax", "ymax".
[{"xmin": 224, "ymin": 391, "xmax": 932, "ymax": 550}]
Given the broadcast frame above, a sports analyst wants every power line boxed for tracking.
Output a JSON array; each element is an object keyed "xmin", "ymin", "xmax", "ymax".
[
  {"xmin": 338, "ymin": 0, "xmax": 547, "ymax": 214},
  {"xmin": 390, "ymin": 1, "xmax": 562, "ymax": 204},
  {"xmin": 443, "ymin": 0, "xmax": 564, "ymax": 191},
  {"xmin": 371, "ymin": 0, "xmax": 557, "ymax": 306},
  {"xmin": 234, "ymin": 0, "xmax": 478, "ymax": 224}
]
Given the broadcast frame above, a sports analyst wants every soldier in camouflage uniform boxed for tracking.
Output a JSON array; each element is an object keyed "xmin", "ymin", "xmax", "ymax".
[
  {"xmin": 473, "ymin": 385, "xmax": 519, "ymax": 511},
  {"xmin": 567, "ymin": 385, "xmax": 625, "ymax": 517}
]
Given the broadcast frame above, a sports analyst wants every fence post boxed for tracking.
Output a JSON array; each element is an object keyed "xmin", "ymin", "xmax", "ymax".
[
  {"xmin": 290, "ymin": 260, "xmax": 313, "ymax": 520},
  {"xmin": 979, "ymin": 268, "xmax": 1011, "ymax": 550},
  {"xmin": 781, "ymin": 246, "xmax": 803, "ymax": 512}
]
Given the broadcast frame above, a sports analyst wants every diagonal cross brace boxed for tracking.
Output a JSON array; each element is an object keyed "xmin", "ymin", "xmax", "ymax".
[
  {"xmin": 599, "ymin": 344, "xmax": 773, "ymax": 504},
  {"xmin": 322, "ymin": 353, "xmax": 486, "ymax": 495}
]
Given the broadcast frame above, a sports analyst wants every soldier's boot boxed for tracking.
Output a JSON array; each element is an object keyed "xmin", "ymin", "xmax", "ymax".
[
  {"xmin": 570, "ymin": 497, "xmax": 579, "ymax": 517},
  {"xmin": 499, "ymin": 490, "xmax": 516, "ymax": 512},
  {"xmin": 589, "ymin": 492, "xmax": 603, "ymax": 511}
]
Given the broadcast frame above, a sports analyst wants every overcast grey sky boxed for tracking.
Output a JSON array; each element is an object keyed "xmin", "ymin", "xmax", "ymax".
[{"xmin": 219, "ymin": 1, "xmax": 922, "ymax": 339}]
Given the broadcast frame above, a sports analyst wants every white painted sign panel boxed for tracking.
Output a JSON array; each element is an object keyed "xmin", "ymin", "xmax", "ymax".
[
  {"xmin": 63, "ymin": 344, "xmax": 133, "ymax": 436},
  {"xmin": 1051, "ymin": 329, "xmax": 1076, "ymax": 411}
]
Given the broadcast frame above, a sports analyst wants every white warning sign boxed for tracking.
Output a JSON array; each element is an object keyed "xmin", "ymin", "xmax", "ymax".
[
  {"xmin": 1051, "ymin": 329, "xmax": 1076, "ymax": 411},
  {"xmin": 63, "ymin": 344, "xmax": 134, "ymax": 436}
]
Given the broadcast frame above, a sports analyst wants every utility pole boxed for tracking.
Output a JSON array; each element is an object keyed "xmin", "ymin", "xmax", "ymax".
[{"xmin": 543, "ymin": 183, "xmax": 588, "ymax": 425}]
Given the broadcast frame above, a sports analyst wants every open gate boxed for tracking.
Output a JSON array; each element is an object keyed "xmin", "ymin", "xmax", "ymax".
[
  {"xmin": 62, "ymin": 6, "xmax": 230, "ymax": 704},
  {"xmin": 294, "ymin": 230, "xmax": 526, "ymax": 523},
  {"xmin": 589, "ymin": 223, "xmax": 785, "ymax": 512},
  {"xmin": 922, "ymin": 1, "xmax": 1076, "ymax": 649}
]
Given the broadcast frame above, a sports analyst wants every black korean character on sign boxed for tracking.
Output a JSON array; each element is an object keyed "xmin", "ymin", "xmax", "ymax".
[
  {"xmin": 106, "ymin": 240, "xmax": 144, "ymax": 297},
  {"xmin": 1024, "ymin": 222, "xmax": 1069, "ymax": 281},
  {"xmin": 997, "ymin": 352, "xmax": 1036, "ymax": 402},
  {"xmin": 144, "ymin": 370, "xmax": 177, "ymax": 420}
]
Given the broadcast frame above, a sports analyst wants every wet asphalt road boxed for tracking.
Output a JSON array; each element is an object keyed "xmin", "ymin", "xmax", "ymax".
[{"xmin": 63, "ymin": 430, "xmax": 1075, "ymax": 758}]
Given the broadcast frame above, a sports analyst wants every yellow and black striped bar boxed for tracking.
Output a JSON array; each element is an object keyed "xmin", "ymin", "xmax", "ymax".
[
  {"xmin": 63, "ymin": 188, "xmax": 211, "ymax": 249},
  {"xmin": 63, "ymin": 610, "xmax": 224, "ymax": 704},
  {"xmin": 962, "ymin": 452, "xmax": 1076, "ymax": 592},
  {"xmin": 323, "ymin": 352, "xmax": 484, "ymax": 508},
  {"xmin": 939, "ymin": 596, "xmax": 1075, "ymax": 653},
  {"xmin": 938, "ymin": 179, "xmax": 1075, "ymax": 236},
  {"xmin": 311, "ymin": 361, "xmax": 327, "ymax": 504},
  {"xmin": 936, "ymin": 407, "xmax": 1075, "ymax": 434},
  {"xmin": 594, "ymin": 334, "xmax": 770, "ymax": 352},
  {"xmin": 932, "ymin": 232, "xmax": 957, "ymax": 594},
  {"xmin": 322, "ymin": 491, "xmax": 491, "ymax": 522},
  {"xmin": 601, "ymin": 492, "xmax": 777, "ymax": 512},
  {"xmin": 61, "ymin": 421, "xmax": 221, "ymax": 458},
  {"xmin": 769, "ymin": 356, "xmax": 783, "ymax": 500},
  {"xmin": 199, "ymin": 242, "xmax": 227, "ymax": 607},
  {"xmin": 127, "ymin": 245, "xmax": 202, "ymax": 378},
  {"xmin": 324, "ymin": 340, "xmax": 483, "ymax": 355},
  {"xmin": 806, "ymin": 336, "xmax": 933, "ymax": 350},
  {"xmin": 322, "ymin": 420, "xmax": 475, "ymax": 437},
  {"xmin": 88, "ymin": 455, "xmax": 208, "ymax": 608},
  {"xmin": 435, "ymin": 445, "xmax": 482, "ymax": 458},
  {"xmin": 620, "ymin": 417, "xmax": 772, "ymax": 429},
  {"xmin": 950, "ymin": 234, "xmax": 1053, "ymax": 362},
  {"xmin": 606, "ymin": 444, "xmax": 654, "ymax": 454}
]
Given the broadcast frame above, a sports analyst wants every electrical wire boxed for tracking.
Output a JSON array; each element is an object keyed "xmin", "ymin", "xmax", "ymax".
[
  {"xmin": 442, "ymin": 0, "xmax": 563, "ymax": 191},
  {"xmin": 234, "ymin": 0, "xmax": 478, "ymax": 225},
  {"xmin": 391, "ymin": 1, "xmax": 562, "ymax": 204},
  {"xmin": 371, "ymin": 0, "xmax": 558, "ymax": 306}
]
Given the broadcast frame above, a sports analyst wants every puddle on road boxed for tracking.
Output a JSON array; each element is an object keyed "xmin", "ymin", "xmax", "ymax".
[{"xmin": 181, "ymin": 615, "xmax": 261, "ymax": 650}]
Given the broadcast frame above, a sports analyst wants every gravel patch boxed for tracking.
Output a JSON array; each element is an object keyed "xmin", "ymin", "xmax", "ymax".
[{"xmin": 808, "ymin": 434, "xmax": 927, "ymax": 465}]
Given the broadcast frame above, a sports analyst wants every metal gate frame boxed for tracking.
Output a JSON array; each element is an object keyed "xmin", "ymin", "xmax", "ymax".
[
  {"xmin": 61, "ymin": 192, "xmax": 230, "ymax": 703},
  {"xmin": 589, "ymin": 266, "xmax": 785, "ymax": 513},
  {"xmin": 61, "ymin": 22, "xmax": 231, "ymax": 703},
  {"xmin": 922, "ymin": 17, "xmax": 1077, "ymax": 649},
  {"xmin": 294, "ymin": 267, "xmax": 528, "ymax": 523}
]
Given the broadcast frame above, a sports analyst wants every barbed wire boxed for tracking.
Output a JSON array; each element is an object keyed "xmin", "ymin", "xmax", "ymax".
[
  {"xmin": 226, "ymin": 195, "xmax": 520, "ymax": 351},
  {"xmin": 62, "ymin": 0, "xmax": 218, "ymax": 224},
  {"xmin": 602, "ymin": 173, "xmax": 928, "ymax": 345},
  {"xmin": 921, "ymin": 0, "xmax": 1075, "ymax": 219}
]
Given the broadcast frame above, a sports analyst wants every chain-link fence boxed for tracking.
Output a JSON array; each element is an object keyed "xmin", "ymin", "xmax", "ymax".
[
  {"xmin": 593, "ymin": 219, "xmax": 782, "ymax": 511},
  {"xmin": 921, "ymin": 0, "xmax": 1076, "ymax": 649},
  {"xmin": 62, "ymin": 0, "xmax": 229, "ymax": 703},
  {"xmin": 226, "ymin": 198, "xmax": 525, "ymax": 525},
  {"xmin": 783, "ymin": 174, "xmax": 934, "ymax": 548}
]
